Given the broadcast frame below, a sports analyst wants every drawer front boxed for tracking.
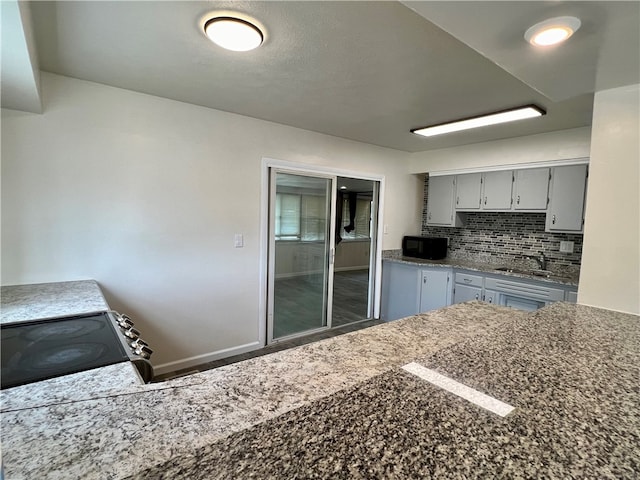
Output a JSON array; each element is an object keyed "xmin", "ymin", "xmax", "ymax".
[
  {"xmin": 454, "ymin": 272, "xmax": 483, "ymax": 287},
  {"xmin": 485, "ymin": 277, "xmax": 565, "ymax": 302}
]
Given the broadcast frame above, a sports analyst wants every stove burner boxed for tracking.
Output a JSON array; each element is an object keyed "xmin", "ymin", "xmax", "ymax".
[
  {"xmin": 28, "ymin": 343, "xmax": 108, "ymax": 371},
  {"xmin": 24, "ymin": 319, "xmax": 104, "ymax": 342},
  {"xmin": 1, "ymin": 312, "xmax": 131, "ymax": 389}
]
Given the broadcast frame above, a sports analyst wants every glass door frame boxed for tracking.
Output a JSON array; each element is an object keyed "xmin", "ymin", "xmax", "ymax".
[
  {"xmin": 259, "ymin": 157, "xmax": 385, "ymax": 347},
  {"xmin": 266, "ymin": 168, "xmax": 337, "ymax": 343}
]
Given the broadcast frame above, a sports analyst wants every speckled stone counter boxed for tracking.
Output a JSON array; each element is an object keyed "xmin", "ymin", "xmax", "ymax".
[
  {"xmin": 383, "ymin": 250, "xmax": 580, "ymax": 286},
  {"xmin": 3, "ymin": 302, "xmax": 638, "ymax": 479},
  {"xmin": 130, "ymin": 303, "xmax": 640, "ymax": 479},
  {"xmin": 1, "ymin": 303, "xmax": 524, "ymax": 480},
  {"xmin": 0, "ymin": 280, "xmax": 109, "ymax": 324}
]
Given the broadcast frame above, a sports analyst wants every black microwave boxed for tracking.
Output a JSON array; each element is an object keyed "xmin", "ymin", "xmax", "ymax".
[{"xmin": 402, "ymin": 236, "xmax": 448, "ymax": 260}]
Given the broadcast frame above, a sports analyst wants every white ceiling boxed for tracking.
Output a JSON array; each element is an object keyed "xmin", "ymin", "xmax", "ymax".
[{"xmin": 3, "ymin": 1, "xmax": 639, "ymax": 152}]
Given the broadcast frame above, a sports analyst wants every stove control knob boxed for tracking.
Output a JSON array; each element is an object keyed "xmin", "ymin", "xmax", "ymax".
[
  {"xmin": 134, "ymin": 345, "xmax": 153, "ymax": 359},
  {"xmin": 130, "ymin": 338, "xmax": 148, "ymax": 349},
  {"xmin": 118, "ymin": 318, "xmax": 135, "ymax": 329},
  {"xmin": 123, "ymin": 328, "xmax": 140, "ymax": 339}
]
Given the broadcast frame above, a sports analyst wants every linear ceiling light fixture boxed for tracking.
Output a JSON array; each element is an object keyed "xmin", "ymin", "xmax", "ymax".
[
  {"xmin": 411, "ymin": 105, "xmax": 546, "ymax": 138},
  {"xmin": 204, "ymin": 16, "xmax": 263, "ymax": 52},
  {"xmin": 524, "ymin": 16, "xmax": 581, "ymax": 47}
]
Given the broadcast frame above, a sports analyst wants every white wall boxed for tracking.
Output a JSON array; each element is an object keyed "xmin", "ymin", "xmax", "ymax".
[
  {"xmin": 1, "ymin": 73, "xmax": 421, "ymax": 372},
  {"xmin": 579, "ymin": 84, "xmax": 640, "ymax": 315},
  {"xmin": 409, "ymin": 127, "xmax": 591, "ymax": 173}
]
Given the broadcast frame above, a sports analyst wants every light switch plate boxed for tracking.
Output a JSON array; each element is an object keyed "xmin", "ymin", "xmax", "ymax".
[
  {"xmin": 559, "ymin": 241, "xmax": 574, "ymax": 253},
  {"xmin": 234, "ymin": 234, "xmax": 244, "ymax": 248}
]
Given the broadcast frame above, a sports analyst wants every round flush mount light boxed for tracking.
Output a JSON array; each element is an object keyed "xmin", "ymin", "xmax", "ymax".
[
  {"xmin": 524, "ymin": 16, "xmax": 581, "ymax": 46},
  {"xmin": 204, "ymin": 16, "xmax": 263, "ymax": 52}
]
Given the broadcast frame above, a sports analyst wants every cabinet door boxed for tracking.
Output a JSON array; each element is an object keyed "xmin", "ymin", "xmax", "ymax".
[
  {"xmin": 566, "ymin": 290, "xmax": 578, "ymax": 303},
  {"xmin": 483, "ymin": 289, "xmax": 497, "ymax": 305},
  {"xmin": 482, "ymin": 171, "xmax": 513, "ymax": 210},
  {"xmin": 427, "ymin": 175, "xmax": 459, "ymax": 226},
  {"xmin": 513, "ymin": 168, "xmax": 549, "ymax": 210},
  {"xmin": 453, "ymin": 284, "xmax": 482, "ymax": 303},
  {"xmin": 455, "ymin": 173, "xmax": 482, "ymax": 210},
  {"xmin": 381, "ymin": 262, "xmax": 421, "ymax": 321},
  {"xmin": 419, "ymin": 269, "xmax": 451, "ymax": 312},
  {"xmin": 546, "ymin": 165, "xmax": 587, "ymax": 232}
]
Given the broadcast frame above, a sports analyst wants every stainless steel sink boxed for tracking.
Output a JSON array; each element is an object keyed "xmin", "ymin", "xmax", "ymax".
[{"xmin": 494, "ymin": 267, "xmax": 555, "ymax": 278}]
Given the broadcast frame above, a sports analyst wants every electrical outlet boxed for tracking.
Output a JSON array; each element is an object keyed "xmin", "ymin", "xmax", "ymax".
[{"xmin": 559, "ymin": 241, "xmax": 574, "ymax": 253}]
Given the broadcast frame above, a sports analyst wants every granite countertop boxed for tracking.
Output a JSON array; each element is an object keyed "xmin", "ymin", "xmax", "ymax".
[
  {"xmin": 2, "ymin": 302, "xmax": 639, "ymax": 479},
  {"xmin": 0, "ymin": 280, "xmax": 110, "ymax": 324},
  {"xmin": 0, "ymin": 280, "xmax": 147, "ymax": 411},
  {"xmin": 382, "ymin": 251, "xmax": 580, "ymax": 286}
]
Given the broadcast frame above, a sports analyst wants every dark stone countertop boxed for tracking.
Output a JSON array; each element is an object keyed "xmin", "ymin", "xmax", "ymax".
[{"xmin": 129, "ymin": 302, "xmax": 639, "ymax": 479}]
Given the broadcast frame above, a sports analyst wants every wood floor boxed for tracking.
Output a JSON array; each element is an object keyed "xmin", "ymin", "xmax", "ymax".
[{"xmin": 273, "ymin": 269, "xmax": 370, "ymax": 338}]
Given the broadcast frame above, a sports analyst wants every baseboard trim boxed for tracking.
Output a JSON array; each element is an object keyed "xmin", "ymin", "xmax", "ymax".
[{"xmin": 152, "ymin": 341, "xmax": 262, "ymax": 376}]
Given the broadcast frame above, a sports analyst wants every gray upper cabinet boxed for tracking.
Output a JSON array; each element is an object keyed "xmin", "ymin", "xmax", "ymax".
[
  {"xmin": 427, "ymin": 175, "xmax": 463, "ymax": 226},
  {"xmin": 455, "ymin": 173, "xmax": 482, "ymax": 210},
  {"xmin": 546, "ymin": 165, "xmax": 588, "ymax": 232},
  {"xmin": 482, "ymin": 171, "xmax": 513, "ymax": 210},
  {"xmin": 456, "ymin": 171, "xmax": 512, "ymax": 211},
  {"xmin": 513, "ymin": 168, "xmax": 550, "ymax": 211}
]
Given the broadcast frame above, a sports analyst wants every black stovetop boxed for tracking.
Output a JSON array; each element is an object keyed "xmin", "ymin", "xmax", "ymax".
[{"xmin": 1, "ymin": 312, "xmax": 129, "ymax": 389}]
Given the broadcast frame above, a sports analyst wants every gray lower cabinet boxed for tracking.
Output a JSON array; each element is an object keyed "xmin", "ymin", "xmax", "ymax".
[
  {"xmin": 453, "ymin": 283, "xmax": 482, "ymax": 302},
  {"xmin": 420, "ymin": 269, "xmax": 452, "ymax": 312},
  {"xmin": 381, "ymin": 261, "xmax": 452, "ymax": 321},
  {"xmin": 452, "ymin": 272, "xmax": 484, "ymax": 303},
  {"xmin": 383, "ymin": 261, "xmax": 577, "ymax": 319},
  {"xmin": 484, "ymin": 289, "xmax": 497, "ymax": 304}
]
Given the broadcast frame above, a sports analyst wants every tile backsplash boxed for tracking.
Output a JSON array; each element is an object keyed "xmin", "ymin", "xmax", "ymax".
[{"xmin": 420, "ymin": 175, "xmax": 583, "ymax": 273}]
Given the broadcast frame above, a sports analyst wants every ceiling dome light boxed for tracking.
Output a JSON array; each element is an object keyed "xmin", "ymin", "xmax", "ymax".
[
  {"xmin": 204, "ymin": 17, "xmax": 263, "ymax": 52},
  {"xmin": 524, "ymin": 16, "xmax": 581, "ymax": 46}
]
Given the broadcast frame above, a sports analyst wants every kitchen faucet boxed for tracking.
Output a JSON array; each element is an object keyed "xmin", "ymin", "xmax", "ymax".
[{"xmin": 524, "ymin": 252, "xmax": 547, "ymax": 270}]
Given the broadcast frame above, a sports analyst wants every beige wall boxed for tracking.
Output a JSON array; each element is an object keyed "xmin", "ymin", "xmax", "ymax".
[
  {"xmin": 1, "ymin": 73, "xmax": 421, "ymax": 372},
  {"xmin": 579, "ymin": 84, "xmax": 640, "ymax": 314}
]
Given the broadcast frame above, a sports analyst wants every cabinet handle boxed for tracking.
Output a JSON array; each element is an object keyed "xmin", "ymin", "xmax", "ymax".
[
  {"xmin": 463, "ymin": 278, "xmax": 472, "ymax": 283},
  {"xmin": 456, "ymin": 196, "xmax": 459, "ymax": 205},
  {"xmin": 423, "ymin": 276, "xmax": 427, "ymax": 284},
  {"xmin": 552, "ymin": 214, "xmax": 556, "ymax": 225},
  {"xmin": 488, "ymin": 296, "xmax": 493, "ymax": 304},
  {"xmin": 482, "ymin": 294, "xmax": 486, "ymax": 301},
  {"xmin": 517, "ymin": 195, "xmax": 520, "ymax": 205},
  {"xmin": 484, "ymin": 197, "xmax": 487, "ymax": 205},
  {"xmin": 475, "ymin": 293, "xmax": 479, "ymax": 300}
]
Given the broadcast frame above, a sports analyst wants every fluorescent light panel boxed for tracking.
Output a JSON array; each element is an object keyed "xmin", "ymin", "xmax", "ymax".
[{"xmin": 412, "ymin": 105, "xmax": 545, "ymax": 138}]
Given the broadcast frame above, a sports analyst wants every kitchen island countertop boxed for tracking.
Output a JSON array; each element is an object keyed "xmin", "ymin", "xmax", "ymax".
[{"xmin": 2, "ymin": 301, "xmax": 639, "ymax": 479}]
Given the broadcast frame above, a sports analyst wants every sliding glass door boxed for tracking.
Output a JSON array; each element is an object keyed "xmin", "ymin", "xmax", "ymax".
[{"xmin": 267, "ymin": 171, "xmax": 335, "ymax": 341}]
